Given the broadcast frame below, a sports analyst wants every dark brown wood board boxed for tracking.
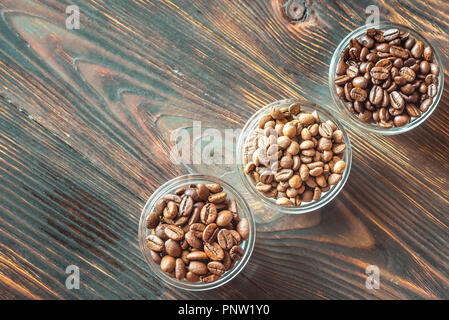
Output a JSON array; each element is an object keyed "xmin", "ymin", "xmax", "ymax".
[{"xmin": 0, "ymin": 0, "xmax": 448, "ymax": 299}]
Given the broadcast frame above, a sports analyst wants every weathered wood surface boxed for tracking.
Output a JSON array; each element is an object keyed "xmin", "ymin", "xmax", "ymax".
[{"xmin": 0, "ymin": 0, "xmax": 448, "ymax": 299}]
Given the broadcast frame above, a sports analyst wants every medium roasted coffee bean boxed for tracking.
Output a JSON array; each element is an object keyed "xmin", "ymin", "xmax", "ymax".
[
  {"xmin": 189, "ymin": 223, "xmax": 206, "ymax": 238},
  {"xmin": 164, "ymin": 225, "xmax": 184, "ymax": 241},
  {"xmin": 399, "ymin": 67, "xmax": 415, "ymax": 82},
  {"xmin": 185, "ymin": 271, "xmax": 200, "ymax": 282},
  {"xmin": 207, "ymin": 261, "xmax": 226, "ymax": 276},
  {"xmin": 179, "ymin": 196, "xmax": 194, "ymax": 217},
  {"xmin": 411, "ymin": 40, "xmax": 424, "ymax": 58},
  {"xmin": 202, "ymin": 223, "xmax": 219, "ymax": 243},
  {"xmin": 164, "ymin": 201, "xmax": 178, "ymax": 220},
  {"xmin": 186, "ymin": 251, "xmax": 208, "ymax": 261},
  {"xmin": 201, "ymin": 274, "xmax": 220, "ymax": 283},
  {"xmin": 205, "ymin": 183, "xmax": 223, "ymax": 193},
  {"xmin": 204, "ymin": 242, "xmax": 225, "ymax": 261},
  {"xmin": 150, "ymin": 250, "xmax": 161, "ymax": 264},
  {"xmin": 175, "ymin": 258, "xmax": 186, "ymax": 280},
  {"xmin": 216, "ymin": 210, "xmax": 233, "ymax": 227},
  {"xmin": 160, "ymin": 255, "xmax": 176, "ymax": 273},
  {"xmin": 165, "ymin": 239, "xmax": 181, "ymax": 257},
  {"xmin": 217, "ymin": 229, "xmax": 234, "ymax": 250},
  {"xmin": 208, "ymin": 192, "xmax": 227, "ymax": 204},
  {"xmin": 369, "ymin": 85, "xmax": 383, "ymax": 105},
  {"xmin": 185, "ymin": 231, "xmax": 202, "ymax": 249},
  {"xmin": 189, "ymin": 261, "xmax": 208, "ymax": 275},
  {"xmin": 155, "ymin": 199, "xmax": 166, "ymax": 215},
  {"xmin": 201, "ymin": 203, "xmax": 217, "ymax": 224},
  {"xmin": 236, "ymin": 218, "xmax": 250, "ymax": 240},
  {"xmin": 230, "ymin": 245, "xmax": 244, "ymax": 261},
  {"xmin": 405, "ymin": 104, "xmax": 421, "ymax": 117},
  {"xmin": 145, "ymin": 212, "xmax": 159, "ymax": 229},
  {"xmin": 146, "ymin": 234, "xmax": 164, "ymax": 252},
  {"xmin": 427, "ymin": 84, "xmax": 437, "ymax": 98}
]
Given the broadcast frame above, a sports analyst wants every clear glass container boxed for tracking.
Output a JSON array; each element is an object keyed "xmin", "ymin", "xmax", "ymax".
[
  {"xmin": 329, "ymin": 22, "xmax": 444, "ymax": 135},
  {"xmin": 138, "ymin": 174, "xmax": 256, "ymax": 291},
  {"xmin": 236, "ymin": 98, "xmax": 352, "ymax": 215}
]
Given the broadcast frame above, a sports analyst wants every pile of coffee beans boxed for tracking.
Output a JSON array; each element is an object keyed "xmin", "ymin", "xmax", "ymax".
[
  {"xmin": 145, "ymin": 183, "xmax": 249, "ymax": 284},
  {"xmin": 243, "ymin": 103, "xmax": 347, "ymax": 206},
  {"xmin": 334, "ymin": 27, "xmax": 440, "ymax": 128}
]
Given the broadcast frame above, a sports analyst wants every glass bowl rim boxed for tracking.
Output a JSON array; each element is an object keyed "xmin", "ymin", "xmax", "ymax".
[
  {"xmin": 138, "ymin": 173, "xmax": 256, "ymax": 291},
  {"xmin": 328, "ymin": 21, "xmax": 444, "ymax": 135},
  {"xmin": 236, "ymin": 98, "xmax": 353, "ymax": 215}
]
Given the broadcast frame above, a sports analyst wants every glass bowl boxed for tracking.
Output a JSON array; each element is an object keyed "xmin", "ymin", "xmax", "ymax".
[
  {"xmin": 329, "ymin": 22, "xmax": 444, "ymax": 135},
  {"xmin": 138, "ymin": 174, "xmax": 256, "ymax": 291},
  {"xmin": 236, "ymin": 98, "xmax": 352, "ymax": 215}
]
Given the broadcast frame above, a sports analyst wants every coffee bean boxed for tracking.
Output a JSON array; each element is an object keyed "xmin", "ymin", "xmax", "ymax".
[
  {"xmin": 145, "ymin": 212, "xmax": 159, "ymax": 229},
  {"xmin": 189, "ymin": 223, "xmax": 206, "ymax": 238},
  {"xmin": 394, "ymin": 114, "xmax": 410, "ymax": 127},
  {"xmin": 185, "ymin": 231, "xmax": 202, "ymax": 249},
  {"xmin": 200, "ymin": 274, "xmax": 220, "ymax": 283},
  {"xmin": 236, "ymin": 218, "xmax": 250, "ymax": 240},
  {"xmin": 204, "ymin": 242, "xmax": 225, "ymax": 261},
  {"xmin": 399, "ymin": 67, "xmax": 416, "ymax": 82},
  {"xmin": 160, "ymin": 255, "xmax": 176, "ymax": 273},
  {"xmin": 207, "ymin": 261, "xmax": 226, "ymax": 276},
  {"xmin": 164, "ymin": 225, "xmax": 184, "ymax": 241},
  {"xmin": 208, "ymin": 192, "xmax": 227, "ymax": 204},
  {"xmin": 427, "ymin": 84, "xmax": 437, "ymax": 98},
  {"xmin": 205, "ymin": 183, "xmax": 223, "ymax": 193},
  {"xmin": 185, "ymin": 271, "xmax": 200, "ymax": 282},
  {"xmin": 390, "ymin": 91, "xmax": 405, "ymax": 110},
  {"xmin": 163, "ymin": 201, "xmax": 178, "ymax": 220},
  {"xmin": 383, "ymin": 28, "xmax": 399, "ymax": 41},
  {"xmin": 201, "ymin": 203, "xmax": 217, "ymax": 224},
  {"xmin": 216, "ymin": 210, "xmax": 233, "ymax": 227},
  {"xmin": 405, "ymin": 104, "xmax": 421, "ymax": 117},
  {"xmin": 350, "ymin": 87, "xmax": 367, "ymax": 102},
  {"xmin": 186, "ymin": 251, "xmax": 208, "ymax": 261},
  {"xmin": 202, "ymin": 223, "xmax": 219, "ymax": 243},
  {"xmin": 370, "ymin": 67, "xmax": 389, "ymax": 80},
  {"xmin": 146, "ymin": 234, "xmax": 164, "ymax": 252},
  {"xmin": 175, "ymin": 258, "xmax": 186, "ymax": 280},
  {"xmin": 217, "ymin": 229, "xmax": 234, "ymax": 250},
  {"xmin": 230, "ymin": 245, "xmax": 244, "ymax": 261},
  {"xmin": 165, "ymin": 239, "xmax": 181, "ymax": 257},
  {"xmin": 150, "ymin": 250, "xmax": 161, "ymax": 264},
  {"xmin": 411, "ymin": 40, "xmax": 424, "ymax": 58},
  {"xmin": 189, "ymin": 261, "xmax": 208, "ymax": 275},
  {"xmin": 179, "ymin": 196, "xmax": 194, "ymax": 217}
]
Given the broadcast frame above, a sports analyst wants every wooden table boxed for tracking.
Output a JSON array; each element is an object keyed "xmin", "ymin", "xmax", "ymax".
[{"xmin": 0, "ymin": 0, "xmax": 448, "ymax": 300}]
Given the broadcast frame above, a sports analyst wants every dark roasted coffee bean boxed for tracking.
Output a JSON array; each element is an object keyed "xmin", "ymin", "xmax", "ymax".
[
  {"xmin": 369, "ymin": 85, "xmax": 383, "ymax": 105},
  {"xmin": 390, "ymin": 91, "xmax": 405, "ymax": 110},
  {"xmin": 186, "ymin": 251, "xmax": 208, "ymax": 261},
  {"xmin": 160, "ymin": 256, "xmax": 176, "ymax": 273},
  {"xmin": 162, "ymin": 194, "xmax": 181, "ymax": 203},
  {"xmin": 390, "ymin": 45, "xmax": 408, "ymax": 59},
  {"xmin": 394, "ymin": 114, "xmax": 410, "ymax": 127},
  {"xmin": 399, "ymin": 67, "xmax": 416, "ymax": 82},
  {"xmin": 411, "ymin": 40, "xmax": 424, "ymax": 58},
  {"xmin": 405, "ymin": 104, "xmax": 421, "ymax": 118},
  {"xmin": 383, "ymin": 28, "xmax": 399, "ymax": 41},
  {"xmin": 350, "ymin": 87, "xmax": 367, "ymax": 102}
]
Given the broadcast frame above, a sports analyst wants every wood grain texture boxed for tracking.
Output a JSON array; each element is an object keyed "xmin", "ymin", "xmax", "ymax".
[{"xmin": 0, "ymin": 0, "xmax": 448, "ymax": 299}]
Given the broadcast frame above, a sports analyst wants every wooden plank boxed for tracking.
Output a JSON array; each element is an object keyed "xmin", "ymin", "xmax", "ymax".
[{"xmin": 0, "ymin": 0, "xmax": 448, "ymax": 299}]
